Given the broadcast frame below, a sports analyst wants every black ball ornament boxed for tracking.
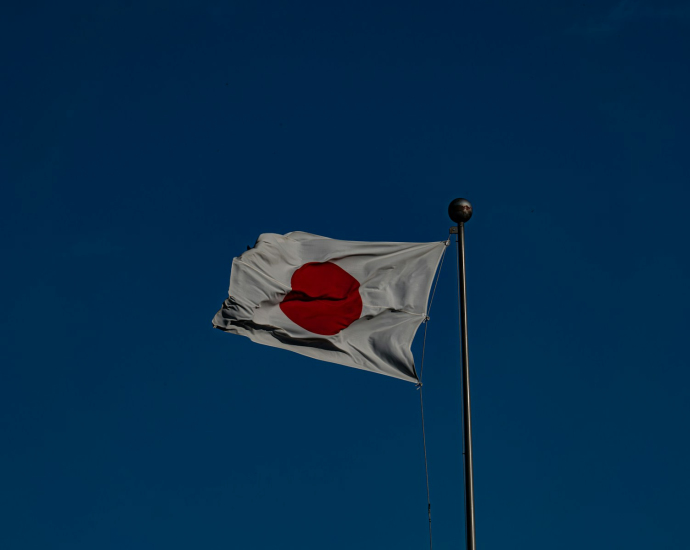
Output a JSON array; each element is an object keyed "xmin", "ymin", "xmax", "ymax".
[{"xmin": 448, "ymin": 198, "xmax": 473, "ymax": 223}]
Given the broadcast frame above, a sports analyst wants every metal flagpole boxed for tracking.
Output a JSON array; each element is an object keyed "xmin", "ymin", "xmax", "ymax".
[{"xmin": 448, "ymin": 198, "xmax": 476, "ymax": 550}]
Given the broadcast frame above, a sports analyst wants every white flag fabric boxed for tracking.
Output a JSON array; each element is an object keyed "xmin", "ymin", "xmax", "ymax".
[{"xmin": 212, "ymin": 231, "xmax": 446, "ymax": 383}]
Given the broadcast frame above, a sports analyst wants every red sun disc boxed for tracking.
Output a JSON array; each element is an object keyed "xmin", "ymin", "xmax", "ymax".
[{"xmin": 279, "ymin": 262, "xmax": 363, "ymax": 336}]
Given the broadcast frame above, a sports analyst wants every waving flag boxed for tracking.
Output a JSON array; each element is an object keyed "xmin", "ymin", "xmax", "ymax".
[{"xmin": 212, "ymin": 231, "xmax": 446, "ymax": 383}]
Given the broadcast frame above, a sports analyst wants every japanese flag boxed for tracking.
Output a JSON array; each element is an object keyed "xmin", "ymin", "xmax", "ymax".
[{"xmin": 212, "ymin": 232, "xmax": 446, "ymax": 383}]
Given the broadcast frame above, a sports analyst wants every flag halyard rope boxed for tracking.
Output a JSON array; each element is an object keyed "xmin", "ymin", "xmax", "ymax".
[
  {"xmin": 419, "ymin": 237, "xmax": 448, "ymax": 382},
  {"xmin": 416, "ymin": 234, "xmax": 450, "ymax": 550},
  {"xmin": 419, "ymin": 386, "xmax": 433, "ymax": 550}
]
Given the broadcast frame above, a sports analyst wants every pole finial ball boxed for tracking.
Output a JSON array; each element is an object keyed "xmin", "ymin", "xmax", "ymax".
[{"xmin": 448, "ymin": 198, "xmax": 473, "ymax": 223}]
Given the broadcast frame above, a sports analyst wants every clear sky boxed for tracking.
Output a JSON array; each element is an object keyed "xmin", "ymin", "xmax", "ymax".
[{"xmin": 2, "ymin": 1, "xmax": 689, "ymax": 548}]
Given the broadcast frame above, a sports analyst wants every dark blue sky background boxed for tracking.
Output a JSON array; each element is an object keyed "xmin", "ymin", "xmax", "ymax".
[{"xmin": 2, "ymin": 1, "xmax": 689, "ymax": 548}]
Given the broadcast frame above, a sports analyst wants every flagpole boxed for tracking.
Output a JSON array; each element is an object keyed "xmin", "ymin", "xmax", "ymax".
[{"xmin": 448, "ymin": 198, "xmax": 476, "ymax": 550}]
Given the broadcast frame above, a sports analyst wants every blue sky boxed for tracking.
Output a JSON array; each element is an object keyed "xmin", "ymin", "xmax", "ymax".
[{"xmin": 2, "ymin": 1, "xmax": 689, "ymax": 548}]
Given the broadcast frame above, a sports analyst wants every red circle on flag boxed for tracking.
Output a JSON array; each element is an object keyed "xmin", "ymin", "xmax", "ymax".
[{"xmin": 280, "ymin": 262, "xmax": 363, "ymax": 336}]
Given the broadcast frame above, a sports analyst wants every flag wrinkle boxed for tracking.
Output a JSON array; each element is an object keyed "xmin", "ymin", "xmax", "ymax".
[{"xmin": 233, "ymin": 258, "xmax": 292, "ymax": 290}]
